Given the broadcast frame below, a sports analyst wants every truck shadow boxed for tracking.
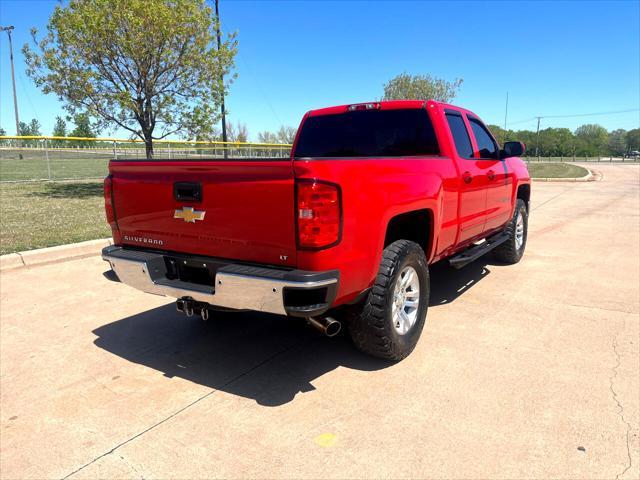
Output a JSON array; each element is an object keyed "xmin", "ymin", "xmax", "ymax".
[
  {"xmin": 93, "ymin": 307, "xmax": 392, "ymax": 407},
  {"xmin": 429, "ymin": 259, "xmax": 492, "ymax": 306},
  {"xmin": 29, "ymin": 181, "xmax": 103, "ymax": 199},
  {"xmin": 92, "ymin": 258, "xmax": 492, "ymax": 407}
]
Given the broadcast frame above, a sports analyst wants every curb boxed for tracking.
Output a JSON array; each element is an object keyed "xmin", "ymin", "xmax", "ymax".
[
  {"xmin": 532, "ymin": 168, "xmax": 593, "ymax": 182},
  {"xmin": 0, "ymin": 238, "xmax": 112, "ymax": 272}
]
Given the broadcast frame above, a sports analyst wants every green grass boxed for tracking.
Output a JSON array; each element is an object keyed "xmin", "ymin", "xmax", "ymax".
[
  {"xmin": 0, "ymin": 149, "xmax": 110, "ymax": 181},
  {"xmin": 0, "ymin": 147, "xmax": 291, "ymax": 181},
  {"xmin": 0, "ymin": 180, "xmax": 110, "ymax": 255},
  {"xmin": 527, "ymin": 162, "xmax": 589, "ymax": 179}
]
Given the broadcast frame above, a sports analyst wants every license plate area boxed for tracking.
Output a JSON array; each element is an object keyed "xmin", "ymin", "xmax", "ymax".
[{"xmin": 164, "ymin": 256, "xmax": 218, "ymax": 288}]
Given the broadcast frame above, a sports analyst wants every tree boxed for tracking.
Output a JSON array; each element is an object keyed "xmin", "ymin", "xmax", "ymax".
[
  {"xmin": 257, "ymin": 131, "xmax": 279, "ymax": 144},
  {"xmin": 0, "ymin": 127, "xmax": 5, "ymax": 136},
  {"xmin": 608, "ymin": 129, "xmax": 627, "ymax": 157},
  {"xmin": 69, "ymin": 113, "xmax": 96, "ymax": 138},
  {"xmin": 382, "ymin": 73, "xmax": 463, "ymax": 102},
  {"xmin": 227, "ymin": 121, "xmax": 248, "ymax": 143},
  {"xmin": 626, "ymin": 129, "xmax": 640, "ymax": 152},
  {"xmin": 277, "ymin": 126, "xmax": 296, "ymax": 144},
  {"xmin": 18, "ymin": 118, "xmax": 42, "ymax": 136},
  {"xmin": 23, "ymin": 0, "xmax": 237, "ymax": 159},
  {"xmin": 575, "ymin": 124, "xmax": 608, "ymax": 156},
  {"xmin": 52, "ymin": 116, "xmax": 67, "ymax": 137}
]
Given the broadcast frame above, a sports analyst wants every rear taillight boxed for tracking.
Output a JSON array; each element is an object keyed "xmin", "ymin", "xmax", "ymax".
[
  {"xmin": 104, "ymin": 175, "xmax": 117, "ymax": 229},
  {"xmin": 296, "ymin": 180, "xmax": 341, "ymax": 249}
]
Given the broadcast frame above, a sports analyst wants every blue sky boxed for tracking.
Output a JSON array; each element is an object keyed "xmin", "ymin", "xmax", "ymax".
[{"xmin": 1, "ymin": 0, "xmax": 638, "ymax": 140}]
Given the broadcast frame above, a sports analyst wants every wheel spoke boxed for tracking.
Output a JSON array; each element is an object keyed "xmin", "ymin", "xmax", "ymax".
[
  {"xmin": 404, "ymin": 269, "xmax": 415, "ymax": 288},
  {"xmin": 405, "ymin": 299, "xmax": 418, "ymax": 309},
  {"xmin": 399, "ymin": 310, "xmax": 410, "ymax": 332}
]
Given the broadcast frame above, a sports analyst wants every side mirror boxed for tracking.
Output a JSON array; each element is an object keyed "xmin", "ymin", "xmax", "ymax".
[{"xmin": 500, "ymin": 141, "xmax": 525, "ymax": 159}]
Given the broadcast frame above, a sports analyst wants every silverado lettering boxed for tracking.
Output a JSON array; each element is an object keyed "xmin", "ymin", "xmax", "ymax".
[{"xmin": 102, "ymin": 100, "xmax": 531, "ymax": 360}]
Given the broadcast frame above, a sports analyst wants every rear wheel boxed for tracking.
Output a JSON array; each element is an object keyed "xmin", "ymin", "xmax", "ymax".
[
  {"xmin": 493, "ymin": 199, "xmax": 528, "ymax": 264},
  {"xmin": 347, "ymin": 240, "xmax": 429, "ymax": 361}
]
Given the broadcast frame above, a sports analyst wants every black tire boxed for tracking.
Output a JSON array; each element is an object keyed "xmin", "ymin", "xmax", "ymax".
[
  {"xmin": 347, "ymin": 240, "xmax": 429, "ymax": 361},
  {"xmin": 493, "ymin": 199, "xmax": 528, "ymax": 264}
]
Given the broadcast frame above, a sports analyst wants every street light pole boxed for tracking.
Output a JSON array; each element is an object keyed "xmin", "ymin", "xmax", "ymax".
[
  {"xmin": 535, "ymin": 116, "xmax": 542, "ymax": 160},
  {"xmin": 214, "ymin": 0, "xmax": 228, "ymax": 158},
  {"xmin": 1, "ymin": 25, "xmax": 20, "ymax": 136}
]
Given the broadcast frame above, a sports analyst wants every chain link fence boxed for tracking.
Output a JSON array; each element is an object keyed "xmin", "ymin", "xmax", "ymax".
[
  {"xmin": 524, "ymin": 155, "xmax": 638, "ymax": 163},
  {"xmin": 0, "ymin": 136, "xmax": 293, "ymax": 182}
]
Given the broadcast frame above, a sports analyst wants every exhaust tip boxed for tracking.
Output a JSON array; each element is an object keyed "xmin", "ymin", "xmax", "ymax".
[
  {"xmin": 325, "ymin": 319, "xmax": 341, "ymax": 337},
  {"xmin": 307, "ymin": 316, "xmax": 341, "ymax": 337}
]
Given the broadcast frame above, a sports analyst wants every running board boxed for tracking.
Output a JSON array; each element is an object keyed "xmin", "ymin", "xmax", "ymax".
[{"xmin": 448, "ymin": 233, "xmax": 510, "ymax": 269}]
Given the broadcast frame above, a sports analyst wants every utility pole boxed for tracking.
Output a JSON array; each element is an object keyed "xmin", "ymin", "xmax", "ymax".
[
  {"xmin": 535, "ymin": 116, "xmax": 542, "ymax": 160},
  {"xmin": 214, "ymin": 0, "xmax": 228, "ymax": 158},
  {"xmin": 1, "ymin": 26, "xmax": 20, "ymax": 136},
  {"xmin": 503, "ymin": 92, "xmax": 509, "ymax": 131}
]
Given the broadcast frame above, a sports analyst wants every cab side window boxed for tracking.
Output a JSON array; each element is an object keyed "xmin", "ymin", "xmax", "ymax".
[
  {"xmin": 445, "ymin": 112, "xmax": 474, "ymax": 159},
  {"xmin": 468, "ymin": 118, "xmax": 498, "ymax": 159}
]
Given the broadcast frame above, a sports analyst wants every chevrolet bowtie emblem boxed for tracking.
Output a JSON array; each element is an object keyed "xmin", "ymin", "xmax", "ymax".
[{"xmin": 174, "ymin": 206, "xmax": 206, "ymax": 223}]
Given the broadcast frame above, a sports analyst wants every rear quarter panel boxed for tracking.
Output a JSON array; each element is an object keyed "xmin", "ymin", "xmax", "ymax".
[{"xmin": 294, "ymin": 157, "xmax": 458, "ymax": 305}]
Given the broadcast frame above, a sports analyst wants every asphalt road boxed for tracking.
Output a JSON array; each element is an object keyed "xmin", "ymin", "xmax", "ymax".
[{"xmin": 1, "ymin": 164, "xmax": 638, "ymax": 479}]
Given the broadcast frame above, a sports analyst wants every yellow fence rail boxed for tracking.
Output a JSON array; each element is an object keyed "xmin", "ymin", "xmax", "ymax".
[
  {"xmin": 0, "ymin": 135, "xmax": 293, "ymax": 148},
  {"xmin": 0, "ymin": 136, "xmax": 294, "ymax": 183}
]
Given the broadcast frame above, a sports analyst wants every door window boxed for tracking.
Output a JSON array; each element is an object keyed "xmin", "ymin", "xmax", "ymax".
[
  {"xmin": 445, "ymin": 113, "xmax": 474, "ymax": 159},
  {"xmin": 468, "ymin": 118, "xmax": 498, "ymax": 159}
]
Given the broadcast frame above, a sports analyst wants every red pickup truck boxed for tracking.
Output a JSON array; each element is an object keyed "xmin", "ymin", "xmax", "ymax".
[{"xmin": 102, "ymin": 100, "xmax": 530, "ymax": 360}]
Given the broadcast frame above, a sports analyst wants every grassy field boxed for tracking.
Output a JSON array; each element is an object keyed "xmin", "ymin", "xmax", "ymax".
[
  {"xmin": 0, "ymin": 181, "xmax": 110, "ymax": 255},
  {"xmin": 527, "ymin": 162, "xmax": 589, "ymax": 178},
  {"xmin": 0, "ymin": 147, "xmax": 291, "ymax": 181},
  {"xmin": 0, "ymin": 150, "xmax": 111, "ymax": 181}
]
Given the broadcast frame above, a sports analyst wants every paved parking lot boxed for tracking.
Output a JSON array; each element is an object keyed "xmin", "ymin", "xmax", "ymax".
[{"xmin": 1, "ymin": 164, "xmax": 638, "ymax": 479}]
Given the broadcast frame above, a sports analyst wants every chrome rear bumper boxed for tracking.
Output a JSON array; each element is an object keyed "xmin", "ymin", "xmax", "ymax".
[{"xmin": 102, "ymin": 246, "xmax": 338, "ymax": 316}]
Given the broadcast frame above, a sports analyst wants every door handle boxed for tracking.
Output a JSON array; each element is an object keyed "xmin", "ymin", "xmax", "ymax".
[
  {"xmin": 174, "ymin": 182, "xmax": 202, "ymax": 202},
  {"xmin": 487, "ymin": 170, "xmax": 495, "ymax": 181},
  {"xmin": 462, "ymin": 172, "xmax": 473, "ymax": 184}
]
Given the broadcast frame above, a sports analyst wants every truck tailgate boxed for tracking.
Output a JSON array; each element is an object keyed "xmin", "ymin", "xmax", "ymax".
[{"xmin": 109, "ymin": 159, "xmax": 297, "ymax": 267}]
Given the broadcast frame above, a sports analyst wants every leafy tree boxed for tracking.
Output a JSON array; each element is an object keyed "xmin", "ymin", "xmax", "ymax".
[
  {"xmin": 52, "ymin": 116, "xmax": 67, "ymax": 137},
  {"xmin": 70, "ymin": 113, "xmax": 96, "ymax": 138},
  {"xmin": 0, "ymin": 127, "xmax": 6, "ymax": 136},
  {"xmin": 23, "ymin": 0, "xmax": 237, "ymax": 159},
  {"xmin": 18, "ymin": 122, "xmax": 29, "ymax": 136},
  {"xmin": 538, "ymin": 128, "xmax": 574, "ymax": 156},
  {"xmin": 608, "ymin": 129, "xmax": 627, "ymax": 157},
  {"xmin": 18, "ymin": 118, "xmax": 42, "ymax": 136},
  {"xmin": 29, "ymin": 119, "xmax": 42, "ymax": 136},
  {"xmin": 575, "ymin": 124, "xmax": 608, "ymax": 156},
  {"xmin": 382, "ymin": 73, "xmax": 463, "ymax": 102},
  {"xmin": 626, "ymin": 129, "xmax": 640, "ymax": 152}
]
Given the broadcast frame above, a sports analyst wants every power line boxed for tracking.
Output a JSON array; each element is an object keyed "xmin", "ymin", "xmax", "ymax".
[
  {"xmin": 542, "ymin": 108, "xmax": 639, "ymax": 119},
  {"xmin": 509, "ymin": 108, "xmax": 639, "ymax": 126}
]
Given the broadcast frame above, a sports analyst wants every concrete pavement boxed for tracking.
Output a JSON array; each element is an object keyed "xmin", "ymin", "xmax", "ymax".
[{"xmin": 1, "ymin": 164, "xmax": 638, "ymax": 479}]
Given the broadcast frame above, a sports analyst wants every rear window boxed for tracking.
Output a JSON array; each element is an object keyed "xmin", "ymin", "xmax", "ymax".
[{"xmin": 294, "ymin": 109, "xmax": 440, "ymax": 158}]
